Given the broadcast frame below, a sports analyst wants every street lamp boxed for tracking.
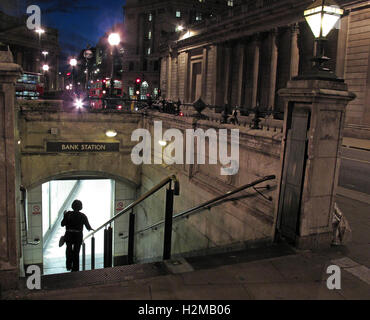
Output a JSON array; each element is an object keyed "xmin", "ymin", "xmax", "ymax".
[
  {"xmin": 303, "ymin": 0, "xmax": 344, "ymax": 78},
  {"xmin": 69, "ymin": 58, "xmax": 77, "ymax": 67},
  {"xmin": 69, "ymin": 58, "xmax": 78, "ymax": 91},
  {"xmin": 42, "ymin": 64, "xmax": 49, "ymax": 72},
  {"xmin": 108, "ymin": 33, "xmax": 121, "ymax": 97},
  {"xmin": 108, "ymin": 33, "xmax": 120, "ymax": 46},
  {"xmin": 35, "ymin": 28, "xmax": 45, "ymax": 35}
]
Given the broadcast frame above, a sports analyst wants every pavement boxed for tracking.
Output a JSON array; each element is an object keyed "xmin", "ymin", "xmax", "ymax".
[{"xmin": 342, "ymin": 137, "xmax": 370, "ymax": 151}]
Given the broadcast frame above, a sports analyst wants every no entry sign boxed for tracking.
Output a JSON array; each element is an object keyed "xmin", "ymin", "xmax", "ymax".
[{"xmin": 32, "ymin": 205, "xmax": 41, "ymax": 215}]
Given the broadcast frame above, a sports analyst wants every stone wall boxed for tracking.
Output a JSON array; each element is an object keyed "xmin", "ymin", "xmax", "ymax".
[
  {"xmin": 133, "ymin": 112, "xmax": 282, "ymax": 262},
  {"xmin": 18, "ymin": 102, "xmax": 142, "ymax": 189}
]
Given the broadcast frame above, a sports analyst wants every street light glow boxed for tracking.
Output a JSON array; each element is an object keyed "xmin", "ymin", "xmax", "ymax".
[
  {"xmin": 70, "ymin": 58, "xmax": 77, "ymax": 66},
  {"xmin": 74, "ymin": 99, "xmax": 83, "ymax": 109},
  {"xmin": 42, "ymin": 64, "xmax": 49, "ymax": 71},
  {"xmin": 108, "ymin": 33, "xmax": 121, "ymax": 46},
  {"xmin": 42, "ymin": 51, "xmax": 49, "ymax": 56},
  {"xmin": 35, "ymin": 28, "xmax": 45, "ymax": 35}
]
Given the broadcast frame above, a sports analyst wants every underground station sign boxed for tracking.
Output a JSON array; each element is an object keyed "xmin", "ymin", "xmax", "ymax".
[{"xmin": 47, "ymin": 142, "xmax": 120, "ymax": 152}]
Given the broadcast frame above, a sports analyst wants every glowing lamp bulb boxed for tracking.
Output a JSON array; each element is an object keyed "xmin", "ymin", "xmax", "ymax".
[
  {"xmin": 75, "ymin": 99, "xmax": 83, "ymax": 109},
  {"xmin": 70, "ymin": 58, "xmax": 77, "ymax": 67},
  {"xmin": 108, "ymin": 33, "xmax": 121, "ymax": 46},
  {"xmin": 106, "ymin": 130, "xmax": 117, "ymax": 137}
]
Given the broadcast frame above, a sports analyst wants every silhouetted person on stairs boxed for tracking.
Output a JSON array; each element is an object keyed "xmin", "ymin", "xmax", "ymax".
[{"xmin": 61, "ymin": 200, "xmax": 93, "ymax": 272}]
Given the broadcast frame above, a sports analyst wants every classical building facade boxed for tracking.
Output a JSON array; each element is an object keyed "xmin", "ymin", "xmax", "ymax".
[
  {"xmin": 122, "ymin": 0, "xmax": 231, "ymax": 99},
  {"xmin": 0, "ymin": 11, "xmax": 60, "ymax": 91},
  {"xmin": 159, "ymin": 0, "xmax": 370, "ymax": 139}
]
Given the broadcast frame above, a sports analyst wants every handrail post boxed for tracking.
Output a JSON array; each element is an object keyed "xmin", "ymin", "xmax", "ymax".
[
  {"xmin": 107, "ymin": 225, "xmax": 113, "ymax": 268},
  {"xmin": 104, "ymin": 227, "xmax": 108, "ymax": 268},
  {"xmin": 91, "ymin": 236, "xmax": 95, "ymax": 270},
  {"xmin": 128, "ymin": 210, "xmax": 135, "ymax": 265},
  {"xmin": 82, "ymin": 242, "xmax": 86, "ymax": 271},
  {"xmin": 163, "ymin": 185, "xmax": 174, "ymax": 260}
]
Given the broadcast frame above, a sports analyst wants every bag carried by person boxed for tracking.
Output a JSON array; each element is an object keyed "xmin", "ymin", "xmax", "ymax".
[
  {"xmin": 59, "ymin": 235, "xmax": 65, "ymax": 247},
  {"xmin": 59, "ymin": 210, "xmax": 69, "ymax": 247}
]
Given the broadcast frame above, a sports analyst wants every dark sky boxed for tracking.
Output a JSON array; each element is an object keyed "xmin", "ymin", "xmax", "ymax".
[{"xmin": 28, "ymin": 0, "xmax": 126, "ymax": 69}]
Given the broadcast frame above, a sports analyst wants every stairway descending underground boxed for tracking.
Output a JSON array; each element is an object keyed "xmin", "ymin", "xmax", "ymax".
[
  {"xmin": 36, "ymin": 174, "xmax": 284, "ymax": 291},
  {"xmin": 38, "ymin": 242, "xmax": 294, "ymax": 291}
]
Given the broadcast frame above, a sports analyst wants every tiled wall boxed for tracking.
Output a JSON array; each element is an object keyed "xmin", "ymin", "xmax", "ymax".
[
  {"xmin": 113, "ymin": 181, "xmax": 136, "ymax": 260},
  {"xmin": 23, "ymin": 185, "xmax": 43, "ymax": 266}
]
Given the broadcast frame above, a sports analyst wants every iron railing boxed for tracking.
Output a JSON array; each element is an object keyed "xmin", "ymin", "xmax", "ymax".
[
  {"xmin": 121, "ymin": 175, "xmax": 276, "ymax": 244},
  {"xmin": 81, "ymin": 175, "xmax": 179, "ymax": 270}
]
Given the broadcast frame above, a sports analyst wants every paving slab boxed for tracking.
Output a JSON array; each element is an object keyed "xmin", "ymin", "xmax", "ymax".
[{"xmin": 243, "ymin": 281, "xmax": 344, "ymax": 300}]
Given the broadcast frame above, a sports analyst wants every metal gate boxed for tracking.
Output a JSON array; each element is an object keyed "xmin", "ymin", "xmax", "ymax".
[{"xmin": 277, "ymin": 104, "xmax": 311, "ymax": 243}]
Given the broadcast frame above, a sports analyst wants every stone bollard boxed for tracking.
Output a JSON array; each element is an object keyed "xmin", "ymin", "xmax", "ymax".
[
  {"xmin": 276, "ymin": 78, "xmax": 355, "ymax": 249},
  {"xmin": 0, "ymin": 48, "xmax": 23, "ymax": 291}
]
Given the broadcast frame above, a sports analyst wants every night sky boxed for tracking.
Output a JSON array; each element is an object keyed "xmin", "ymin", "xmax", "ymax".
[{"xmin": 21, "ymin": 0, "xmax": 126, "ymax": 70}]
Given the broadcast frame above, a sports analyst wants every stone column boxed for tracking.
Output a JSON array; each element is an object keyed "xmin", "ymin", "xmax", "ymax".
[
  {"xmin": 336, "ymin": 14, "xmax": 349, "ymax": 79},
  {"xmin": 0, "ymin": 48, "xmax": 22, "ymax": 291},
  {"xmin": 252, "ymin": 35, "xmax": 261, "ymax": 107},
  {"xmin": 278, "ymin": 78, "xmax": 355, "ymax": 249},
  {"xmin": 290, "ymin": 24, "xmax": 300, "ymax": 80},
  {"xmin": 269, "ymin": 29, "xmax": 278, "ymax": 110},
  {"xmin": 223, "ymin": 45, "xmax": 233, "ymax": 105},
  {"xmin": 167, "ymin": 55, "xmax": 172, "ymax": 99},
  {"xmin": 201, "ymin": 47, "xmax": 208, "ymax": 101},
  {"xmin": 237, "ymin": 43, "xmax": 246, "ymax": 106}
]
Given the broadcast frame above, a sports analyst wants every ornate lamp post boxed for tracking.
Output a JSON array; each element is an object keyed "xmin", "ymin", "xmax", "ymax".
[
  {"xmin": 69, "ymin": 58, "xmax": 77, "ymax": 91},
  {"xmin": 83, "ymin": 49, "xmax": 93, "ymax": 90},
  {"xmin": 277, "ymin": 1, "xmax": 355, "ymax": 249},
  {"xmin": 42, "ymin": 64, "xmax": 49, "ymax": 92},
  {"xmin": 303, "ymin": 0, "xmax": 344, "ymax": 79},
  {"xmin": 108, "ymin": 33, "xmax": 121, "ymax": 97}
]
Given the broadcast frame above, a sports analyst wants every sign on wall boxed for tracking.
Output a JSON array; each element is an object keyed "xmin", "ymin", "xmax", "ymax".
[
  {"xmin": 32, "ymin": 204, "xmax": 41, "ymax": 215},
  {"xmin": 46, "ymin": 142, "xmax": 120, "ymax": 153}
]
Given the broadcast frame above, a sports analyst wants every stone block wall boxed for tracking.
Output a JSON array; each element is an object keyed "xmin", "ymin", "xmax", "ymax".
[{"xmin": 133, "ymin": 112, "xmax": 282, "ymax": 262}]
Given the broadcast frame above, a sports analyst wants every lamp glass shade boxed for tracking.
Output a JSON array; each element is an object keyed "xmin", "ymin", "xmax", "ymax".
[
  {"xmin": 305, "ymin": 12, "xmax": 322, "ymax": 38},
  {"xmin": 304, "ymin": 1, "xmax": 343, "ymax": 38},
  {"xmin": 42, "ymin": 65, "xmax": 49, "ymax": 71},
  {"xmin": 322, "ymin": 13, "xmax": 341, "ymax": 36}
]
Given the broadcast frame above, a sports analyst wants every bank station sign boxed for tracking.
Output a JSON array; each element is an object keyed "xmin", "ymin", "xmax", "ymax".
[{"xmin": 47, "ymin": 142, "xmax": 119, "ymax": 152}]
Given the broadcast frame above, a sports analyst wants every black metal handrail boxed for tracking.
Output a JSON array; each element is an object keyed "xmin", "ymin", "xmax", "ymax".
[
  {"xmin": 122, "ymin": 175, "xmax": 276, "ymax": 240},
  {"xmin": 81, "ymin": 175, "xmax": 179, "ymax": 270},
  {"xmin": 83, "ymin": 175, "xmax": 177, "ymax": 242}
]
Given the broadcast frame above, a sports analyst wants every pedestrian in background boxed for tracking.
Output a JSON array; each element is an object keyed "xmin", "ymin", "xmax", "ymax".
[{"xmin": 61, "ymin": 200, "xmax": 94, "ymax": 272}]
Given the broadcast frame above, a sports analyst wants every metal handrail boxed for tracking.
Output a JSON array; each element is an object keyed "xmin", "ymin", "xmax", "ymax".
[
  {"xmin": 83, "ymin": 175, "xmax": 177, "ymax": 242},
  {"xmin": 122, "ymin": 175, "xmax": 276, "ymax": 239}
]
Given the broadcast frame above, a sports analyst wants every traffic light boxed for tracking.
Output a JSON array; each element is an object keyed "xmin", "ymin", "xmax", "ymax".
[{"xmin": 135, "ymin": 78, "xmax": 141, "ymax": 96}]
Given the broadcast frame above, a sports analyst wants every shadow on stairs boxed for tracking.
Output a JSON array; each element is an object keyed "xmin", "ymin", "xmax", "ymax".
[{"xmin": 32, "ymin": 242, "xmax": 295, "ymax": 292}]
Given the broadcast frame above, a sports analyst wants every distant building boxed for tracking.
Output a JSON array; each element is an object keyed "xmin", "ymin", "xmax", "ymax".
[
  {"xmin": 159, "ymin": 0, "xmax": 370, "ymax": 139},
  {"xmin": 0, "ymin": 10, "xmax": 60, "ymax": 92},
  {"xmin": 122, "ymin": 0, "xmax": 229, "ymax": 99}
]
